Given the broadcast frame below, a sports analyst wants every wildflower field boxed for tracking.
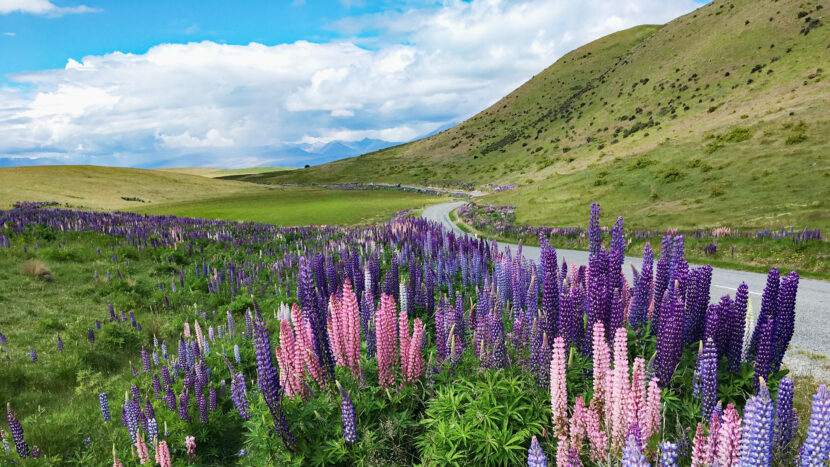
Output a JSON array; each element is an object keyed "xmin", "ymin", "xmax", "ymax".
[{"xmin": 0, "ymin": 202, "xmax": 827, "ymax": 466}]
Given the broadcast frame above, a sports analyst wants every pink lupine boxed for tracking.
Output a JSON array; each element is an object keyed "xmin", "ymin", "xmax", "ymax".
[
  {"xmin": 642, "ymin": 377, "xmax": 662, "ymax": 441},
  {"xmin": 569, "ymin": 397, "xmax": 588, "ymax": 454},
  {"xmin": 716, "ymin": 403, "xmax": 742, "ymax": 467},
  {"xmin": 690, "ymin": 422, "xmax": 707, "ymax": 467},
  {"xmin": 555, "ymin": 435, "xmax": 570, "ymax": 467},
  {"xmin": 592, "ymin": 322, "xmax": 611, "ymax": 423},
  {"xmin": 274, "ymin": 318, "xmax": 306, "ymax": 398},
  {"xmin": 327, "ymin": 294, "xmax": 345, "ymax": 366},
  {"xmin": 376, "ymin": 293, "xmax": 398, "ymax": 387},
  {"xmin": 112, "ymin": 444, "xmax": 124, "ymax": 467},
  {"xmin": 136, "ymin": 432, "xmax": 150, "ymax": 465},
  {"xmin": 609, "ymin": 327, "xmax": 630, "ymax": 451},
  {"xmin": 705, "ymin": 410, "xmax": 721, "ymax": 465},
  {"xmin": 185, "ymin": 435, "xmax": 196, "ymax": 464},
  {"xmin": 627, "ymin": 357, "xmax": 646, "ymax": 436},
  {"xmin": 155, "ymin": 440, "xmax": 172, "ymax": 467},
  {"xmin": 399, "ymin": 306, "xmax": 411, "ymax": 378},
  {"xmin": 550, "ymin": 336, "xmax": 568, "ymax": 436},
  {"xmin": 340, "ymin": 279, "xmax": 361, "ymax": 375},
  {"xmin": 585, "ymin": 400, "xmax": 609, "ymax": 462},
  {"xmin": 404, "ymin": 318, "xmax": 425, "ymax": 382},
  {"xmin": 291, "ymin": 303, "xmax": 324, "ymax": 387}
]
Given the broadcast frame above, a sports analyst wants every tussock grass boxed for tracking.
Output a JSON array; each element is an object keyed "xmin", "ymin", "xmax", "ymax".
[{"xmin": 21, "ymin": 260, "xmax": 53, "ymax": 282}]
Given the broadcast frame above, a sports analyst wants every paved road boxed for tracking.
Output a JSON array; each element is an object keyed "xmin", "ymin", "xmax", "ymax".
[{"xmin": 423, "ymin": 201, "xmax": 830, "ymax": 380}]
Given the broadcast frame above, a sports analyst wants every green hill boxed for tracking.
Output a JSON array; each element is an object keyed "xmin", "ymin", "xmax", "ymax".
[
  {"xmin": 237, "ymin": 0, "xmax": 830, "ymax": 230},
  {"xmin": 0, "ymin": 165, "xmax": 268, "ymax": 211},
  {"xmin": 154, "ymin": 166, "xmax": 294, "ymax": 178}
]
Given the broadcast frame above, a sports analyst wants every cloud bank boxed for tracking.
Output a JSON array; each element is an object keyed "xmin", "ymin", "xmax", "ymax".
[
  {"xmin": 0, "ymin": 0, "xmax": 99, "ymax": 17},
  {"xmin": 0, "ymin": 0, "xmax": 703, "ymax": 168}
]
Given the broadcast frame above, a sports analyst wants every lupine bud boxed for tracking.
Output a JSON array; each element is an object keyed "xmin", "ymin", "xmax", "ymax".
[{"xmin": 527, "ymin": 435, "xmax": 547, "ymax": 467}]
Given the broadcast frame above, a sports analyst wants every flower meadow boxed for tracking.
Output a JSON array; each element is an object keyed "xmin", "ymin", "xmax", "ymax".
[{"xmin": 0, "ymin": 203, "xmax": 827, "ymax": 466}]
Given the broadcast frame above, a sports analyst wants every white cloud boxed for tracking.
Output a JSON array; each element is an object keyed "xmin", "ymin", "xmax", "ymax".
[
  {"xmin": 0, "ymin": 0, "xmax": 100, "ymax": 16},
  {"xmin": 0, "ymin": 0, "xmax": 702, "ymax": 167},
  {"xmin": 3, "ymin": 31, "xmax": 15, "ymax": 36}
]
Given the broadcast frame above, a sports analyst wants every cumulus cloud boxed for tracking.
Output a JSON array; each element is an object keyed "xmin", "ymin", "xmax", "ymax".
[
  {"xmin": 0, "ymin": 0, "xmax": 100, "ymax": 16},
  {"xmin": 0, "ymin": 0, "xmax": 702, "ymax": 167}
]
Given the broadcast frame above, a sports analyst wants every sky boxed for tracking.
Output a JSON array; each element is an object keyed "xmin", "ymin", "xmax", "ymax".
[{"xmin": 0, "ymin": 0, "xmax": 709, "ymax": 168}]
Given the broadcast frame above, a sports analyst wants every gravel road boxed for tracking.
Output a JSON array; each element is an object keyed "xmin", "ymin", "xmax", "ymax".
[{"xmin": 423, "ymin": 201, "xmax": 830, "ymax": 381}]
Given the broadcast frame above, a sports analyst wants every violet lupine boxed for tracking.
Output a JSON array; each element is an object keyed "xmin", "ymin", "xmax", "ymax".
[
  {"xmin": 57, "ymin": 335, "xmax": 63, "ymax": 351},
  {"xmin": 629, "ymin": 242, "xmax": 653, "ymax": 330},
  {"xmin": 754, "ymin": 318, "xmax": 774, "ymax": 389},
  {"xmin": 774, "ymin": 377, "xmax": 795, "ymax": 450},
  {"xmin": 6, "ymin": 403, "xmax": 29, "ymax": 458},
  {"xmin": 550, "ymin": 336, "xmax": 568, "ymax": 436},
  {"xmin": 698, "ymin": 338, "xmax": 719, "ymax": 421},
  {"xmin": 527, "ymin": 435, "xmax": 547, "ymax": 467},
  {"xmin": 197, "ymin": 391, "xmax": 208, "ymax": 424},
  {"xmin": 99, "ymin": 392, "xmax": 111, "ymax": 422},
  {"xmin": 224, "ymin": 359, "xmax": 251, "ymax": 420},
  {"xmin": 148, "ymin": 417, "xmax": 158, "ymax": 448},
  {"xmin": 375, "ymin": 293, "xmax": 398, "ymax": 387},
  {"xmin": 656, "ymin": 288, "xmax": 683, "ymax": 387},
  {"xmin": 799, "ymin": 384, "xmax": 830, "ymax": 466},
  {"xmin": 739, "ymin": 382, "xmax": 774, "ymax": 466},
  {"xmin": 252, "ymin": 310, "xmax": 294, "ymax": 446},
  {"xmin": 622, "ymin": 434, "xmax": 649, "ymax": 467},
  {"xmin": 771, "ymin": 271, "xmax": 798, "ymax": 373},
  {"xmin": 749, "ymin": 268, "xmax": 780, "ymax": 359},
  {"xmin": 659, "ymin": 442, "xmax": 679, "ymax": 467},
  {"xmin": 727, "ymin": 283, "xmax": 749, "ymax": 374},
  {"xmin": 717, "ymin": 403, "xmax": 742, "ymax": 467},
  {"xmin": 338, "ymin": 384, "xmax": 358, "ymax": 444},
  {"xmin": 124, "ymin": 393, "xmax": 141, "ymax": 445},
  {"xmin": 29, "ymin": 347, "xmax": 37, "ymax": 362}
]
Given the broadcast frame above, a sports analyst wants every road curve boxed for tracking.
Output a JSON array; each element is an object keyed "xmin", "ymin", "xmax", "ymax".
[{"xmin": 423, "ymin": 201, "xmax": 830, "ymax": 380}]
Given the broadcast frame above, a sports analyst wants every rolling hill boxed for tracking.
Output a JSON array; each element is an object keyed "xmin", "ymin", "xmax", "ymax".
[
  {"xmin": 0, "ymin": 165, "xmax": 269, "ymax": 211},
  {"xmin": 235, "ymin": 0, "xmax": 830, "ymax": 231},
  {"xmin": 154, "ymin": 166, "xmax": 295, "ymax": 178}
]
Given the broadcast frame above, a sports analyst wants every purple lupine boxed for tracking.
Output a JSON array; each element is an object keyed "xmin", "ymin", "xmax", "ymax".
[
  {"xmin": 57, "ymin": 335, "xmax": 63, "ymax": 351},
  {"xmin": 728, "ymin": 283, "xmax": 749, "ymax": 373},
  {"xmin": 338, "ymin": 385, "xmax": 357, "ymax": 444},
  {"xmin": 29, "ymin": 348, "xmax": 37, "ymax": 362},
  {"xmin": 7, "ymin": 403, "xmax": 29, "ymax": 457},
  {"xmin": 252, "ymin": 312, "xmax": 294, "ymax": 446},
  {"xmin": 178, "ymin": 390, "xmax": 191, "ymax": 424},
  {"xmin": 659, "ymin": 441, "xmax": 679, "ymax": 466},
  {"xmin": 772, "ymin": 271, "xmax": 798, "ymax": 372},
  {"xmin": 749, "ymin": 268, "xmax": 780, "ymax": 358},
  {"xmin": 88, "ymin": 328, "xmax": 95, "ymax": 344},
  {"xmin": 147, "ymin": 417, "xmax": 158, "ymax": 448},
  {"xmin": 209, "ymin": 383, "xmax": 217, "ymax": 411},
  {"xmin": 197, "ymin": 391, "xmax": 208, "ymax": 424},
  {"xmin": 652, "ymin": 236, "xmax": 672, "ymax": 329},
  {"xmin": 527, "ymin": 435, "xmax": 547, "ymax": 467},
  {"xmin": 541, "ymin": 242, "xmax": 559, "ymax": 340},
  {"xmin": 739, "ymin": 383, "xmax": 774, "ymax": 466},
  {"xmin": 655, "ymin": 288, "xmax": 683, "ymax": 387},
  {"xmin": 622, "ymin": 434, "xmax": 649, "ymax": 467},
  {"xmin": 145, "ymin": 398, "xmax": 155, "ymax": 421},
  {"xmin": 774, "ymin": 377, "xmax": 795, "ymax": 449},
  {"xmin": 99, "ymin": 393, "xmax": 111, "ymax": 422},
  {"xmin": 629, "ymin": 242, "xmax": 653, "ymax": 330},
  {"xmin": 141, "ymin": 347, "xmax": 151, "ymax": 373},
  {"xmin": 588, "ymin": 203, "xmax": 601, "ymax": 257},
  {"xmin": 226, "ymin": 308, "xmax": 235, "ymax": 337},
  {"xmin": 799, "ymin": 384, "xmax": 830, "ymax": 466},
  {"xmin": 1, "ymin": 333, "xmax": 7, "ymax": 346},
  {"xmin": 108, "ymin": 302, "xmax": 117, "ymax": 322},
  {"xmin": 754, "ymin": 318, "xmax": 774, "ymax": 388},
  {"xmin": 698, "ymin": 338, "xmax": 719, "ymax": 421},
  {"xmin": 124, "ymin": 394, "xmax": 140, "ymax": 446}
]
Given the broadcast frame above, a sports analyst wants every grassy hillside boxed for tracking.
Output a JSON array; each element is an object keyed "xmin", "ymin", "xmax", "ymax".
[
  {"xmin": 154, "ymin": 166, "xmax": 294, "ymax": 178},
  {"xmin": 133, "ymin": 186, "xmax": 445, "ymax": 226},
  {"xmin": 239, "ymin": 0, "xmax": 830, "ymax": 231},
  {"xmin": 0, "ymin": 165, "xmax": 269, "ymax": 211}
]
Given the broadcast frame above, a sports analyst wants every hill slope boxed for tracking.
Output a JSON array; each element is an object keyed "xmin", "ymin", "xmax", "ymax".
[
  {"xmin": 0, "ymin": 165, "xmax": 268, "ymax": 211},
  {"xmin": 154, "ymin": 166, "xmax": 294, "ymax": 178},
  {"xmin": 238, "ymin": 0, "xmax": 830, "ymax": 230}
]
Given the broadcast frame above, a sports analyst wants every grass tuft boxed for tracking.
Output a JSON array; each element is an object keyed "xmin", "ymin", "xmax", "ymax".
[{"xmin": 21, "ymin": 260, "xmax": 53, "ymax": 282}]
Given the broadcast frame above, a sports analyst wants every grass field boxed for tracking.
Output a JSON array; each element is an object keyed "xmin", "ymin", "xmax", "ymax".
[
  {"xmin": 0, "ymin": 165, "xmax": 268, "ymax": 211},
  {"xmin": 132, "ymin": 186, "xmax": 446, "ymax": 226},
  {"xmin": 154, "ymin": 166, "xmax": 294, "ymax": 178},
  {"xmin": 237, "ymin": 0, "xmax": 830, "ymax": 233}
]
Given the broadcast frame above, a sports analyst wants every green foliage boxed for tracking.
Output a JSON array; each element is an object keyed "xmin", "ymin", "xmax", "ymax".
[{"xmin": 418, "ymin": 368, "xmax": 549, "ymax": 466}]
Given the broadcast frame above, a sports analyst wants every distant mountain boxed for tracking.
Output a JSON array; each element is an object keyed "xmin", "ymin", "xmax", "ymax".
[{"xmin": 238, "ymin": 0, "xmax": 829, "ymax": 230}]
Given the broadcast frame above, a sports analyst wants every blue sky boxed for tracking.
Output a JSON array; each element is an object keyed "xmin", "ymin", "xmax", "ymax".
[{"xmin": 0, "ymin": 0, "xmax": 709, "ymax": 168}]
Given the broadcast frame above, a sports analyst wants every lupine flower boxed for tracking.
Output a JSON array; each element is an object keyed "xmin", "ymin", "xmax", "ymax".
[
  {"xmin": 185, "ymin": 435, "xmax": 196, "ymax": 464},
  {"xmin": 197, "ymin": 391, "xmax": 208, "ymax": 424},
  {"xmin": 148, "ymin": 417, "xmax": 158, "ymax": 448},
  {"xmin": 404, "ymin": 318, "xmax": 426, "ymax": 383},
  {"xmin": 57, "ymin": 335, "xmax": 63, "ymax": 351},
  {"xmin": 716, "ymin": 403, "xmax": 741, "ymax": 467},
  {"xmin": 88, "ymin": 328, "xmax": 95, "ymax": 344},
  {"xmin": 690, "ymin": 422, "xmax": 707, "ymax": 467},
  {"xmin": 550, "ymin": 336, "xmax": 568, "ymax": 436},
  {"xmin": 375, "ymin": 293, "xmax": 398, "ymax": 387},
  {"xmin": 800, "ymin": 384, "xmax": 830, "ymax": 466},
  {"xmin": 739, "ymin": 381, "xmax": 774, "ymax": 466},
  {"xmin": 178, "ymin": 391, "xmax": 191, "ymax": 424},
  {"xmin": 591, "ymin": 322, "xmax": 611, "ymax": 422},
  {"xmin": 99, "ymin": 392, "xmax": 111, "ymax": 422},
  {"xmin": 774, "ymin": 377, "xmax": 795, "ymax": 450},
  {"xmin": 252, "ymin": 311, "xmax": 294, "ymax": 446},
  {"xmin": 338, "ymin": 383, "xmax": 358, "ymax": 444},
  {"xmin": 527, "ymin": 435, "xmax": 547, "ymax": 467},
  {"xmin": 155, "ymin": 440, "xmax": 172, "ymax": 467},
  {"xmin": 656, "ymin": 288, "xmax": 683, "ymax": 387},
  {"xmin": 642, "ymin": 377, "xmax": 662, "ymax": 441},
  {"xmin": 659, "ymin": 442, "xmax": 678, "ymax": 466},
  {"xmin": 29, "ymin": 348, "xmax": 37, "ymax": 362},
  {"xmin": 6, "ymin": 403, "xmax": 29, "ymax": 457},
  {"xmin": 136, "ymin": 432, "xmax": 150, "ymax": 464},
  {"xmin": 609, "ymin": 327, "xmax": 630, "ymax": 451},
  {"xmin": 698, "ymin": 338, "xmax": 719, "ymax": 420},
  {"xmin": 622, "ymin": 434, "xmax": 649, "ymax": 467}
]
